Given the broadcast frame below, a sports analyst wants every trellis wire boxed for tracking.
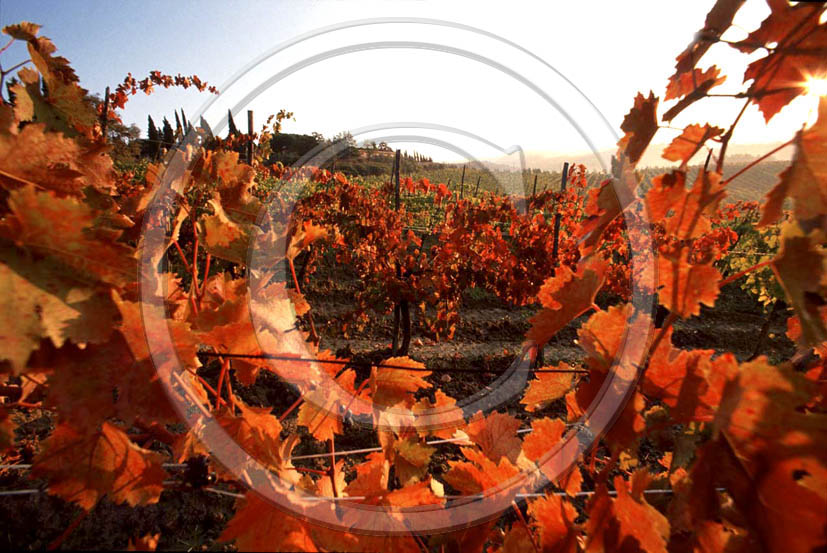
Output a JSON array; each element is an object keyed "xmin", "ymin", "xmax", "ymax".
[
  {"xmin": 198, "ymin": 352, "xmax": 588, "ymax": 374},
  {"xmin": 0, "ymin": 429, "xmax": 533, "ymax": 470},
  {"xmin": 288, "ymin": 427, "xmax": 533, "ymax": 461},
  {"xmin": 0, "ymin": 463, "xmax": 187, "ymax": 470},
  {"xmin": 0, "ymin": 486, "xmax": 727, "ymax": 500}
]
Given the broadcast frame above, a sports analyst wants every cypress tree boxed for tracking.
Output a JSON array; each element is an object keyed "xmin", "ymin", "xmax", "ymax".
[
  {"xmin": 161, "ymin": 117, "xmax": 174, "ymax": 148},
  {"xmin": 147, "ymin": 115, "xmax": 159, "ymax": 142},
  {"xmin": 145, "ymin": 115, "xmax": 160, "ymax": 158},
  {"xmin": 227, "ymin": 109, "xmax": 239, "ymax": 137},
  {"xmin": 199, "ymin": 116, "xmax": 213, "ymax": 138},
  {"xmin": 5, "ymin": 77, "xmax": 18, "ymax": 106}
]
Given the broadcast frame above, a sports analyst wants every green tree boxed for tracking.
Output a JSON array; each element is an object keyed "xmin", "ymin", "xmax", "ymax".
[
  {"xmin": 227, "ymin": 109, "xmax": 239, "ymax": 137},
  {"xmin": 143, "ymin": 115, "xmax": 160, "ymax": 159},
  {"xmin": 161, "ymin": 117, "xmax": 174, "ymax": 149}
]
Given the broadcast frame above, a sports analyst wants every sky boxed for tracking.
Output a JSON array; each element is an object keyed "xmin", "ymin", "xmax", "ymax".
[{"xmin": 0, "ymin": 1, "xmax": 822, "ymax": 167}]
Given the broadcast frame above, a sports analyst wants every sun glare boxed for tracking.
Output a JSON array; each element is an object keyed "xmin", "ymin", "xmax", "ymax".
[{"xmin": 806, "ymin": 76, "xmax": 827, "ymax": 97}]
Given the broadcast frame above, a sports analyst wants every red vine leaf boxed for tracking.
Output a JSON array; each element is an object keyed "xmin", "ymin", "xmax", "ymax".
[
  {"xmin": 466, "ymin": 410, "xmax": 522, "ymax": 463},
  {"xmin": 0, "ymin": 185, "xmax": 135, "ymax": 287},
  {"xmin": 657, "ymin": 249, "xmax": 721, "ymax": 318},
  {"xmin": 127, "ymin": 533, "xmax": 160, "ymax": 551},
  {"xmin": 521, "ymin": 417, "xmax": 566, "ymax": 465},
  {"xmin": 443, "ymin": 447, "xmax": 519, "ymax": 496},
  {"xmin": 526, "ymin": 258, "xmax": 606, "ymax": 347},
  {"xmin": 32, "ymin": 422, "xmax": 166, "ymax": 511},
  {"xmin": 759, "ymin": 97, "xmax": 827, "ymax": 231},
  {"xmin": 527, "ymin": 494, "xmax": 579, "ymax": 553},
  {"xmin": 770, "ymin": 223, "xmax": 827, "ymax": 347},
  {"xmin": 521, "ymin": 368, "xmax": 573, "ymax": 412},
  {"xmin": 665, "ymin": 66, "xmax": 726, "ymax": 102},
  {"xmin": 618, "ymin": 92, "xmax": 659, "ymax": 166},
  {"xmin": 370, "ymin": 356, "xmax": 431, "ymax": 408},
  {"xmin": 219, "ymin": 492, "xmax": 316, "ymax": 552},
  {"xmin": 735, "ymin": 1, "xmax": 827, "ymax": 122},
  {"xmin": 662, "ymin": 124, "xmax": 724, "ymax": 166}
]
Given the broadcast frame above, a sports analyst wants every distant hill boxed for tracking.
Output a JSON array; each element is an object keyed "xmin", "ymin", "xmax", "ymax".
[
  {"xmin": 633, "ymin": 160, "xmax": 786, "ymax": 204},
  {"xmin": 264, "ymin": 132, "xmax": 786, "ymax": 205},
  {"xmin": 517, "ymin": 141, "xmax": 793, "ymax": 173}
]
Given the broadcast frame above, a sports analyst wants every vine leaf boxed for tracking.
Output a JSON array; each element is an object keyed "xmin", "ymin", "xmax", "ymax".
[
  {"xmin": 32, "ymin": 422, "xmax": 166, "ymax": 511},
  {"xmin": 344, "ymin": 451, "xmax": 390, "ymax": 498},
  {"xmin": 443, "ymin": 447, "xmax": 519, "ymax": 496},
  {"xmin": 618, "ymin": 92, "xmax": 659, "ymax": 166},
  {"xmin": 466, "ymin": 410, "xmax": 522, "ymax": 463},
  {"xmin": 296, "ymin": 369, "xmax": 357, "ymax": 443},
  {"xmin": 644, "ymin": 330, "xmax": 738, "ymax": 423},
  {"xmin": 0, "ymin": 406, "xmax": 14, "ymax": 452},
  {"xmin": 521, "ymin": 368, "xmax": 573, "ymax": 413},
  {"xmin": 2, "ymin": 21, "xmax": 41, "ymax": 41},
  {"xmin": 770, "ymin": 223, "xmax": 827, "ymax": 346},
  {"xmin": 646, "ymin": 170, "xmax": 727, "ymax": 241},
  {"xmin": 665, "ymin": 66, "xmax": 726, "ymax": 102},
  {"xmin": 127, "ymin": 533, "xmax": 160, "ymax": 551},
  {"xmin": 0, "ymin": 185, "xmax": 135, "ymax": 287},
  {"xmin": 734, "ymin": 0, "xmax": 827, "ymax": 122},
  {"xmin": 393, "ymin": 437, "xmax": 436, "ymax": 486},
  {"xmin": 219, "ymin": 492, "xmax": 316, "ymax": 552},
  {"xmin": 0, "ymin": 246, "xmax": 117, "ymax": 373},
  {"xmin": 526, "ymin": 258, "xmax": 606, "ymax": 347},
  {"xmin": 584, "ymin": 472, "xmax": 670, "ymax": 553},
  {"xmin": 527, "ymin": 494, "xmax": 579, "ymax": 553},
  {"xmin": 370, "ymin": 356, "xmax": 431, "ymax": 408},
  {"xmin": 657, "ymin": 248, "xmax": 721, "ymax": 318},
  {"xmin": 216, "ymin": 400, "xmax": 294, "ymax": 477},
  {"xmin": 287, "ymin": 220, "xmax": 327, "ymax": 261},
  {"xmin": 672, "ymin": 0, "xmax": 745, "ymax": 78},
  {"xmin": 662, "ymin": 124, "xmax": 724, "ymax": 166},
  {"xmin": 521, "ymin": 417, "xmax": 566, "ymax": 475},
  {"xmin": 759, "ymin": 97, "xmax": 827, "ymax": 232}
]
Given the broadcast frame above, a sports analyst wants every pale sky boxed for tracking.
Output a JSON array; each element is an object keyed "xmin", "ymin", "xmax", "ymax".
[{"xmin": 0, "ymin": 1, "xmax": 822, "ymax": 167}]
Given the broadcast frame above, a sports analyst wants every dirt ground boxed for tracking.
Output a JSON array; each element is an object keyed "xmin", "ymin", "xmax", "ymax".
[{"xmin": 0, "ymin": 260, "xmax": 797, "ymax": 550}]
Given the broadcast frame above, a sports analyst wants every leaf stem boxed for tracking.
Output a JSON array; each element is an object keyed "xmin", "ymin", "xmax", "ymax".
[
  {"xmin": 511, "ymin": 501, "xmax": 541, "ymax": 553},
  {"xmin": 171, "ymin": 239, "xmax": 191, "ymax": 274},
  {"xmin": 717, "ymin": 98, "xmax": 751, "ymax": 172},
  {"xmin": 278, "ymin": 396, "xmax": 304, "ymax": 422},
  {"xmin": 721, "ymin": 138, "xmax": 795, "ymax": 186},
  {"xmin": 47, "ymin": 510, "xmax": 88, "ymax": 551},
  {"xmin": 719, "ymin": 259, "xmax": 773, "ymax": 287}
]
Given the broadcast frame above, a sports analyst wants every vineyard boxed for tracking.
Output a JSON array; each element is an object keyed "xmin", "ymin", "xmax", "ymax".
[{"xmin": 0, "ymin": 1, "xmax": 826, "ymax": 552}]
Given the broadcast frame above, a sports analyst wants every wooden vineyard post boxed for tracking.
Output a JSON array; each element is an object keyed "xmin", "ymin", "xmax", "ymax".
[
  {"xmin": 100, "ymin": 86, "xmax": 110, "ymax": 138},
  {"xmin": 474, "ymin": 175, "xmax": 481, "ymax": 197},
  {"xmin": 540, "ymin": 162, "xmax": 569, "ymax": 368},
  {"xmin": 748, "ymin": 299, "xmax": 783, "ymax": 361},
  {"xmin": 391, "ymin": 151, "xmax": 401, "ymax": 354},
  {"xmin": 391, "ymin": 150, "xmax": 411, "ymax": 355},
  {"xmin": 532, "ymin": 173, "xmax": 538, "ymax": 204},
  {"xmin": 551, "ymin": 162, "xmax": 569, "ymax": 267},
  {"xmin": 246, "ymin": 110, "xmax": 254, "ymax": 164},
  {"xmin": 394, "ymin": 149, "xmax": 401, "ymax": 210},
  {"xmin": 429, "ymin": 178, "xmax": 450, "ymax": 230},
  {"xmin": 459, "ymin": 164, "xmax": 466, "ymax": 199}
]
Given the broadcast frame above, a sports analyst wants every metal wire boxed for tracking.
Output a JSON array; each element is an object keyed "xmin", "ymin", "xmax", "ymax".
[
  {"xmin": 198, "ymin": 352, "xmax": 588, "ymax": 374},
  {"xmin": 0, "ymin": 429, "xmax": 534, "ymax": 469},
  {"xmin": 0, "ymin": 489, "xmax": 41, "ymax": 496},
  {"xmin": 0, "ymin": 463, "xmax": 189, "ymax": 471},
  {"xmin": 289, "ymin": 427, "xmax": 533, "ymax": 461},
  {"xmin": 196, "ymin": 487, "xmax": 729, "ymax": 503}
]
